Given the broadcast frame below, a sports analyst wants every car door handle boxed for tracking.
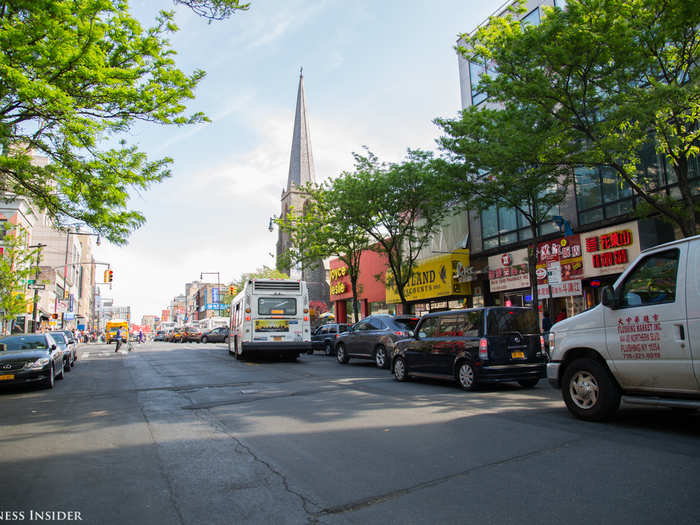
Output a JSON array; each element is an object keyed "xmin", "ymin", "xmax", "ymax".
[{"xmin": 676, "ymin": 324, "xmax": 685, "ymax": 340}]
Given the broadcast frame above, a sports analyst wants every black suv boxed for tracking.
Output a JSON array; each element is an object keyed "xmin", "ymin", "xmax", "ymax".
[
  {"xmin": 335, "ymin": 314, "xmax": 420, "ymax": 369},
  {"xmin": 311, "ymin": 323, "xmax": 349, "ymax": 355},
  {"xmin": 392, "ymin": 307, "xmax": 547, "ymax": 390}
]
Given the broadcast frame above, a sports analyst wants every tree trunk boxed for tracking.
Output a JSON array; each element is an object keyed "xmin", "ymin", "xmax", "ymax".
[
  {"xmin": 528, "ymin": 223, "xmax": 542, "ymax": 334},
  {"xmin": 674, "ymin": 156, "xmax": 698, "ymax": 237},
  {"xmin": 350, "ymin": 276, "xmax": 361, "ymax": 324}
]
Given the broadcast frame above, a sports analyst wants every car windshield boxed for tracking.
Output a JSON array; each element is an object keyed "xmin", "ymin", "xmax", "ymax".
[
  {"xmin": 258, "ymin": 297, "xmax": 297, "ymax": 316},
  {"xmin": 0, "ymin": 336, "xmax": 49, "ymax": 351},
  {"xmin": 487, "ymin": 309, "xmax": 538, "ymax": 335},
  {"xmin": 62, "ymin": 331, "xmax": 74, "ymax": 342}
]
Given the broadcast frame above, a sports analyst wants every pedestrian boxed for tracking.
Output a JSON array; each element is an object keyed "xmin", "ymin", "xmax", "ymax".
[
  {"xmin": 555, "ymin": 309, "xmax": 567, "ymax": 323},
  {"xmin": 542, "ymin": 311, "xmax": 552, "ymax": 334},
  {"xmin": 114, "ymin": 327, "xmax": 122, "ymax": 352},
  {"xmin": 138, "ymin": 329, "xmax": 144, "ymax": 344}
]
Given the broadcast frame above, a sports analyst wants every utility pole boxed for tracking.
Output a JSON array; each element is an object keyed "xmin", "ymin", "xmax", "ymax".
[{"xmin": 29, "ymin": 243, "xmax": 46, "ymax": 333}]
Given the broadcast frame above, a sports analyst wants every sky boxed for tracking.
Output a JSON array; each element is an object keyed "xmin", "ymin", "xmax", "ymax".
[{"xmin": 93, "ymin": 0, "xmax": 499, "ymax": 323}]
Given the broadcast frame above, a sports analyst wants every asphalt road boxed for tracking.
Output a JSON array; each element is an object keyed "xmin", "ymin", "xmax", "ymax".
[{"xmin": 0, "ymin": 341, "xmax": 698, "ymax": 525}]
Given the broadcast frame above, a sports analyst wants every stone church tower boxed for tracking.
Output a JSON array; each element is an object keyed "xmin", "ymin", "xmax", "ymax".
[{"xmin": 276, "ymin": 70, "xmax": 330, "ymax": 307}]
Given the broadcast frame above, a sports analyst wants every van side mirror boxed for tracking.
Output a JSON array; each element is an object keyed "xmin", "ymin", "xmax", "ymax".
[{"xmin": 601, "ymin": 286, "xmax": 618, "ymax": 308}]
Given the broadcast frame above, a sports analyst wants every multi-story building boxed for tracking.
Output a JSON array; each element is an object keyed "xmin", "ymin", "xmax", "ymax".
[{"xmin": 452, "ymin": 0, "xmax": 693, "ymax": 319}]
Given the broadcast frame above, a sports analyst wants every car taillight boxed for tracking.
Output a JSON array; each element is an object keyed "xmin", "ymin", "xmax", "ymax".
[
  {"xmin": 335, "ymin": 333, "xmax": 339, "ymax": 338},
  {"xmin": 393, "ymin": 331, "xmax": 405, "ymax": 337},
  {"xmin": 479, "ymin": 338, "xmax": 488, "ymax": 361}
]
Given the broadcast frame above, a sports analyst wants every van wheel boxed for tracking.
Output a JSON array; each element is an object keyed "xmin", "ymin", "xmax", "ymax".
[
  {"xmin": 375, "ymin": 346, "xmax": 389, "ymax": 369},
  {"xmin": 64, "ymin": 357, "xmax": 72, "ymax": 372},
  {"xmin": 336, "ymin": 344, "xmax": 349, "ymax": 364},
  {"xmin": 562, "ymin": 358, "xmax": 620, "ymax": 421},
  {"xmin": 393, "ymin": 357, "xmax": 409, "ymax": 382},
  {"xmin": 457, "ymin": 361, "xmax": 477, "ymax": 391},
  {"xmin": 518, "ymin": 379, "xmax": 538, "ymax": 388}
]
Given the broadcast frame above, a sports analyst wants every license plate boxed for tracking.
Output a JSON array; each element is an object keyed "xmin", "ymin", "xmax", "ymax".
[
  {"xmin": 273, "ymin": 336, "xmax": 283, "ymax": 341},
  {"xmin": 0, "ymin": 374, "xmax": 15, "ymax": 380},
  {"xmin": 511, "ymin": 351, "xmax": 526, "ymax": 359}
]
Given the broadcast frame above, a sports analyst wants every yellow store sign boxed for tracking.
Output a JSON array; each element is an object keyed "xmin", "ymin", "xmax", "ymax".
[{"xmin": 385, "ymin": 251, "xmax": 471, "ymax": 304}]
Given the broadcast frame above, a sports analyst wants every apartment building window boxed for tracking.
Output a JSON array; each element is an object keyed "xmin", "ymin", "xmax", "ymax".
[
  {"xmin": 521, "ymin": 8, "xmax": 540, "ymax": 27},
  {"xmin": 481, "ymin": 204, "xmax": 559, "ymax": 250},
  {"xmin": 469, "ymin": 59, "xmax": 493, "ymax": 106},
  {"xmin": 575, "ymin": 141, "xmax": 700, "ymax": 226}
]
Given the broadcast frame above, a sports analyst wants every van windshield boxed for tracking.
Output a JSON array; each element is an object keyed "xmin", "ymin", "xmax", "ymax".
[{"xmin": 487, "ymin": 309, "xmax": 538, "ymax": 335}]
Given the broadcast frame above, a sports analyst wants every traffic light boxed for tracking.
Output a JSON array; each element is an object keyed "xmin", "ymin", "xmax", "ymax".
[
  {"xmin": 51, "ymin": 313, "xmax": 58, "ymax": 320},
  {"xmin": 107, "ymin": 270, "xmax": 113, "ymax": 283},
  {"xmin": 228, "ymin": 285, "xmax": 237, "ymax": 295}
]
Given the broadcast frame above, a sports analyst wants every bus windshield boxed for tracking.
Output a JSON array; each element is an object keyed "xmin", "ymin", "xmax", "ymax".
[{"xmin": 258, "ymin": 297, "xmax": 297, "ymax": 316}]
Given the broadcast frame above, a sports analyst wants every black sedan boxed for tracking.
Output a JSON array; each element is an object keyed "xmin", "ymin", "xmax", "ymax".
[
  {"xmin": 0, "ymin": 334, "xmax": 65, "ymax": 389},
  {"xmin": 311, "ymin": 323, "xmax": 349, "ymax": 356},
  {"xmin": 335, "ymin": 314, "xmax": 419, "ymax": 369},
  {"xmin": 200, "ymin": 326, "xmax": 229, "ymax": 344},
  {"xmin": 50, "ymin": 331, "xmax": 76, "ymax": 371}
]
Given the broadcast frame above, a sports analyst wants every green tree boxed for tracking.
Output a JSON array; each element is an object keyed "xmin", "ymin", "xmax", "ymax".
[
  {"xmin": 461, "ymin": 0, "xmax": 700, "ymax": 236},
  {"xmin": 175, "ymin": 0, "xmax": 249, "ymax": 20},
  {"xmin": 233, "ymin": 266, "xmax": 289, "ymax": 292},
  {"xmin": 277, "ymin": 181, "xmax": 373, "ymax": 323},
  {"xmin": 339, "ymin": 149, "xmax": 453, "ymax": 312},
  {"xmin": 0, "ymin": 223, "xmax": 36, "ymax": 334},
  {"xmin": 436, "ymin": 103, "xmax": 574, "ymax": 325},
  {"xmin": 0, "ymin": 0, "xmax": 246, "ymax": 245}
]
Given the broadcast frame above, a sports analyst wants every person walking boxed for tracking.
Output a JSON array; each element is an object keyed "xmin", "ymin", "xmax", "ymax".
[
  {"xmin": 114, "ymin": 327, "xmax": 122, "ymax": 352},
  {"xmin": 542, "ymin": 311, "xmax": 552, "ymax": 334}
]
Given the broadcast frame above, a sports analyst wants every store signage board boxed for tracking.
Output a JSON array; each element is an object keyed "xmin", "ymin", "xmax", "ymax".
[
  {"xmin": 582, "ymin": 221, "xmax": 640, "ymax": 277},
  {"xmin": 538, "ymin": 280, "xmax": 583, "ymax": 299},
  {"xmin": 488, "ymin": 248, "xmax": 530, "ymax": 292},
  {"xmin": 386, "ymin": 251, "xmax": 471, "ymax": 304}
]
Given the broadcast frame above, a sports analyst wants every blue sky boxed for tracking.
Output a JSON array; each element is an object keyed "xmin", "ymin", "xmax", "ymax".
[{"xmin": 94, "ymin": 0, "xmax": 498, "ymax": 322}]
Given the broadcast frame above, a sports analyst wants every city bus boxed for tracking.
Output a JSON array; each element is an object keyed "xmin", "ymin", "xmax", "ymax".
[
  {"xmin": 105, "ymin": 319, "xmax": 129, "ymax": 344},
  {"xmin": 228, "ymin": 279, "xmax": 312, "ymax": 360}
]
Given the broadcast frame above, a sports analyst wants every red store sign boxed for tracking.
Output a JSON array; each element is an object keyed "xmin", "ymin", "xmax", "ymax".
[{"xmin": 582, "ymin": 222, "xmax": 640, "ymax": 278}]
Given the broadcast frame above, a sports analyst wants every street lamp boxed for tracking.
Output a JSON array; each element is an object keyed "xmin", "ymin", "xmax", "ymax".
[{"xmin": 200, "ymin": 272, "xmax": 221, "ymax": 317}]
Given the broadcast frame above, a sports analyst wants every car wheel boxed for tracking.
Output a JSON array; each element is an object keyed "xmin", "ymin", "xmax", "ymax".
[
  {"xmin": 457, "ymin": 361, "xmax": 477, "ymax": 391},
  {"xmin": 44, "ymin": 365, "xmax": 55, "ymax": 389},
  {"xmin": 562, "ymin": 358, "xmax": 620, "ymax": 422},
  {"xmin": 324, "ymin": 342, "xmax": 333, "ymax": 356},
  {"xmin": 224, "ymin": 336, "xmax": 229, "ymax": 344},
  {"xmin": 64, "ymin": 357, "xmax": 72, "ymax": 372},
  {"xmin": 56, "ymin": 361, "xmax": 65, "ymax": 380},
  {"xmin": 393, "ymin": 357, "xmax": 409, "ymax": 382},
  {"xmin": 375, "ymin": 346, "xmax": 389, "ymax": 369},
  {"xmin": 201, "ymin": 337, "xmax": 208, "ymax": 344},
  {"xmin": 336, "ymin": 343, "xmax": 349, "ymax": 364},
  {"xmin": 518, "ymin": 379, "xmax": 539, "ymax": 388}
]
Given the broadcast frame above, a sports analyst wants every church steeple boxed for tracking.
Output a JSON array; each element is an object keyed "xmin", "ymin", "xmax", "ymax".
[{"xmin": 286, "ymin": 68, "xmax": 316, "ymax": 191}]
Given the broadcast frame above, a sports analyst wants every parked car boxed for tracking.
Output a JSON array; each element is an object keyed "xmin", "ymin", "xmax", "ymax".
[
  {"xmin": 200, "ymin": 326, "xmax": 229, "ymax": 344},
  {"xmin": 0, "ymin": 334, "xmax": 65, "ymax": 389},
  {"xmin": 153, "ymin": 330, "xmax": 166, "ymax": 342},
  {"xmin": 311, "ymin": 323, "xmax": 349, "ymax": 355},
  {"xmin": 171, "ymin": 327, "xmax": 185, "ymax": 343},
  {"xmin": 60, "ymin": 330, "xmax": 78, "ymax": 358},
  {"xmin": 182, "ymin": 325, "xmax": 202, "ymax": 343},
  {"xmin": 392, "ymin": 307, "xmax": 547, "ymax": 390},
  {"xmin": 49, "ymin": 331, "xmax": 76, "ymax": 371},
  {"xmin": 335, "ymin": 314, "xmax": 420, "ymax": 369},
  {"xmin": 548, "ymin": 234, "xmax": 700, "ymax": 421}
]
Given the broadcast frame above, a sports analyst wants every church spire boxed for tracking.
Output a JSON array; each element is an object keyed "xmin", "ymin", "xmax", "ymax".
[{"xmin": 286, "ymin": 68, "xmax": 316, "ymax": 191}]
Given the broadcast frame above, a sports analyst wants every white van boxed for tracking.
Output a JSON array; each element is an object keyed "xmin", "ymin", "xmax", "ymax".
[{"xmin": 547, "ymin": 235, "xmax": 700, "ymax": 421}]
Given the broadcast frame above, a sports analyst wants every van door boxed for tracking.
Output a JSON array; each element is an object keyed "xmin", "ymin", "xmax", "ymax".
[
  {"xmin": 604, "ymin": 245, "xmax": 696, "ymax": 392},
  {"xmin": 685, "ymin": 239, "xmax": 700, "ymax": 391}
]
